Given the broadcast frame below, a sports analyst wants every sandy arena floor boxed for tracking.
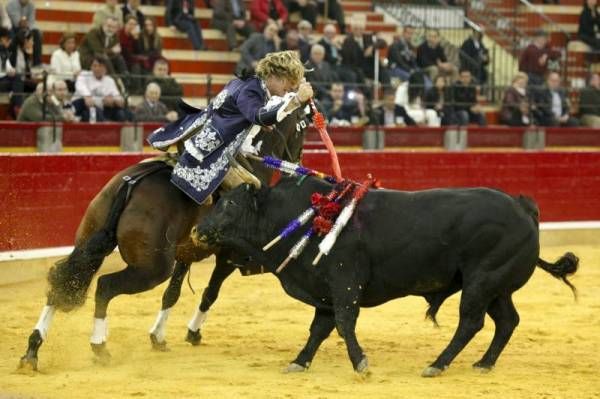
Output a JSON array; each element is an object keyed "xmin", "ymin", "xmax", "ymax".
[{"xmin": 0, "ymin": 243, "xmax": 598, "ymax": 399}]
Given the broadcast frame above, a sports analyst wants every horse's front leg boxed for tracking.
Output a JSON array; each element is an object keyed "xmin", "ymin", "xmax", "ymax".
[{"xmin": 185, "ymin": 252, "xmax": 237, "ymax": 346}]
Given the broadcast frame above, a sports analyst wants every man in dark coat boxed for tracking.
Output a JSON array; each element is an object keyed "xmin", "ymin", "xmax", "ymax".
[
  {"xmin": 459, "ymin": 27, "xmax": 489, "ymax": 85},
  {"xmin": 341, "ymin": 18, "xmax": 389, "ymax": 87},
  {"xmin": 371, "ymin": 91, "xmax": 416, "ymax": 126},
  {"xmin": 388, "ymin": 25, "xmax": 419, "ymax": 81},
  {"xmin": 211, "ymin": 0, "xmax": 253, "ymax": 50},
  {"xmin": 145, "ymin": 58, "xmax": 184, "ymax": 114},
  {"xmin": 236, "ymin": 22, "xmax": 279, "ymax": 75},
  {"xmin": 578, "ymin": 0, "xmax": 600, "ymax": 51},
  {"xmin": 79, "ymin": 16, "xmax": 128, "ymax": 77},
  {"xmin": 305, "ymin": 43, "xmax": 337, "ymax": 102},
  {"xmin": 579, "ymin": 72, "xmax": 600, "ymax": 127},
  {"xmin": 532, "ymin": 71, "xmax": 579, "ymax": 127},
  {"xmin": 452, "ymin": 68, "xmax": 486, "ymax": 126}
]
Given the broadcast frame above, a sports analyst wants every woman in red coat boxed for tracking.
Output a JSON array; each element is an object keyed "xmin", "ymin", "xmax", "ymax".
[{"xmin": 249, "ymin": 0, "xmax": 288, "ymax": 33}]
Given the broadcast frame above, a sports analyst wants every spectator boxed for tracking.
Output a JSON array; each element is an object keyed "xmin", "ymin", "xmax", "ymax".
[
  {"xmin": 49, "ymin": 32, "xmax": 81, "ymax": 92},
  {"xmin": 518, "ymin": 30, "xmax": 561, "ymax": 88},
  {"xmin": 452, "ymin": 68, "xmax": 486, "ymax": 126},
  {"xmin": 50, "ymin": 79, "xmax": 77, "ymax": 122},
  {"xmin": 8, "ymin": 28, "xmax": 36, "ymax": 92},
  {"xmin": 235, "ymin": 21, "xmax": 279, "ymax": 75},
  {"xmin": 316, "ymin": 0, "xmax": 345, "ymax": 34},
  {"xmin": 322, "ymin": 82, "xmax": 364, "ymax": 126},
  {"xmin": 579, "ymin": 73, "xmax": 600, "ymax": 127},
  {"xmin": 211, "ymin": 0, "xmax": 253, "ymax": 51},
  {"xmin": 318, "ymin": 23, "xmax": 341, "ymax": 66},
  {"xmin": 1, "ymin": 1, "xmax": 11, "ymax": 29},
  {"xmin": 5, "ymin": 0, "xmax": 41, "ymax": 65},
  {"xmin": 0, "ymin": 26, "xmax": 23, "ymax": 117},
  {"xmin": 146, "ymin": 58, "xmax": 183, "ymax": 114},
  {"xmin": 17, "ymin": 82, "xmax": 63, "ymax": 121},
  {"xmin": 424, "ymin": 75, "xmax": 456, "ymax": 125},
  {"xmin": 371, "ymin": 90, "xmax": 415, "ymax": 126},
  {"xmin": 134, "ymin": 82, "xmax": 178, "ymax": 122},
  {"xmin": 92, "ymin": 0, "xmax": 124, "ymax": 29},
  {"xmin": 120, "ymin": 15, "xmax": 144, "ymax": 93},
  {"xmin": 280, "ymin": 29, "xmax": 309, "ymax": 61},
  {"xmin": 341, "ymin": 16, "xmax": 389, "ymax": 86},
  {"xmin": 500, "ymin": 72, "xmax": 533, "ymax": 126},
  {"xmin": 417, "ymin": 29, "xmax": 455, "ymax": 82},
  {"xmin": 578, "ymin": 0, "xmax": 600, "ymax": 51},
  {"xmin": 396, "ymin": 71, "xmax": 440, "ymax": 126},
  {"xmin": 388, "ymin": 25, "xmax": 419, "ymax": 81},
  {"xmin": 166, "ymin": 0, "xmax": 205, "ymax": 50},
  {"xmin": 285, "ymin": 0, "xmax": 317, "ymax": 28},
  {"xmin": 249, "ymin": 0, "xmax": 288, "ymax": 33},
  {"xmin": 122, "ymin": 0, "xmax": 145, "ymax": 27},
  {"xmin": 138, "ymin": 17, "xmax": 163, "ymax": 72},
  {"xmin": 460, "ymin": 26, "xmax": 489, "ymax": 85},
  {"xmin": 72, "ymin": 56, "xmax": 126, "ymax": 122},
  {"xmin": 305, "ymin": 43, "xmax": 337, "ymax": 101},
  {"xmin": 296, "ymin": 19, "xmax": 313, "ymax": 61},
  {"xmin": 532, "ymin": 71, "xmax": 579, "ymax": 127},
  {"xmin": 79, "ymin": 16, "xmax": 129, "ymax": 80}
]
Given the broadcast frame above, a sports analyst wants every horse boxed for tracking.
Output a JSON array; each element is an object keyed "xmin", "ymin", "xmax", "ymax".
[{"xmin": 19, "ymin": 107, "xmax": 309, "ymax": 371}]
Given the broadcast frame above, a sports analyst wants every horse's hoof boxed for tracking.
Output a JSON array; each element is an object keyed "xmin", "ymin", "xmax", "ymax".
[
  {"xmin": 18, "ymin": 355, "xmax": 38, "ymax": 372},
  {"xmin": 283, "ymin": 362, "xmax": 307, "ymax": 373},
  {"xmin": 185, "ymin": 329, "xmax": 202, "ymax": 346},
  {"xmin": 421, "ymin": 366, "xmax": 444, "ymax": 378},
  {"xmin": 355, "ymin": 356, "xmax": 369, "ymax": 374},
  {"xmin": 150, "ymin": 334, "xmax": 170, "ymax": 352},
  {"xmin": 91, "ymin": 343, "xmax": 111, "ymax": 365},
  {"xmin": 473, "ymin": 361, "xmax": 494, "ymax": 373}
]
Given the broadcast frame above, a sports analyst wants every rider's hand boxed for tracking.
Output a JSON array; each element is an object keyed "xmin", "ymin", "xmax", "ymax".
[{"xmin": 296, "ymin": 82, "xmax": 314, "ymax": 103}]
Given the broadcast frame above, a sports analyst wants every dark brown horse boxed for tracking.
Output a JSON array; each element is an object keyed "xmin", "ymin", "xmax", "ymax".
[{"xmin": 19, "ymin": 108, "xmax": 308, "ymax": 370}]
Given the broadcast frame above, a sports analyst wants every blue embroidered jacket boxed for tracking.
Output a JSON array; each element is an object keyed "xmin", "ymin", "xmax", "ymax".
[{"xmin": 147, "ymin": 76, "xmax": 296, "ymax": 204}]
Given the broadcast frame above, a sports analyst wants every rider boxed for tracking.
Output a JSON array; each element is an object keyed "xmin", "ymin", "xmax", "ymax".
[{"xmin": 148, "ymin": 50, "xmax": 313, "ymax": 205}]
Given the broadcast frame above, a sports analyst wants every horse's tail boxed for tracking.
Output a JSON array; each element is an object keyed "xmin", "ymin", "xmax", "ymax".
[
  {"xmin": 47, "ymin": 181, "xmax": 130, "ymax": 312},
  {"xmin": 536, "ymin": 253, "xmax": 579, "ymax": 299}
]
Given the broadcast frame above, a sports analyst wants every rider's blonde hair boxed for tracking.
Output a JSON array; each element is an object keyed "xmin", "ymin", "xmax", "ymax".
[{"xmin": 255, "ymin": 51, "xmax": 304, "ymax": 87}]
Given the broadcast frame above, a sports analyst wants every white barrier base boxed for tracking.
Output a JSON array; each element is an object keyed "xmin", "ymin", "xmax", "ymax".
[{"xmin": 1, "ymin": 221, "xmax": 600, "ymax": 263}]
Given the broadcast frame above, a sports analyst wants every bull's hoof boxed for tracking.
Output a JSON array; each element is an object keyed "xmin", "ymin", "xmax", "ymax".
[
  {"xmin": 355, "ymin": 356, "xmax": 369, "ymax": 374},
  {"xmin": 18, "ymin": 355, "xmax": 38, "ymax": 372},
  {"xmin": 421, "ymin": 366, "xmax": 444, "ymax": 378},
  {"xmin": 150, "ymin": 334, "xmax": 170, "ymax": 352},
  {"xmin": 473, "ymin": 361, "xmax": 494, "ymax": 373},
  {"xmin": 185, "ymin": 329, "xmax": 202, "ymax": 346},
  {"xmin": 91, "ymin": 342, "xmax": 111, "ymax": 366},
  {"xmin": 283, "ymin": 362, "xmax": 307, "ymax": 373}
]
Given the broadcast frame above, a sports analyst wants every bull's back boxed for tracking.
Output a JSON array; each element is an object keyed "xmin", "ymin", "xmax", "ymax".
[{"xmin": 348, "ymin": 187, "xmax": 538, "ymax": 302}]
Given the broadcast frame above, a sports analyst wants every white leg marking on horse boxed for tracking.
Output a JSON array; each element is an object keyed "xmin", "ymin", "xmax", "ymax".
[
  {"xmin": 149, "ymin": 308, "xmax": 171, "ymax": 342},
  {"xmin": 187, "ymin": 308, "xmax": 208, "ymax": 332},
  {"xmin": 34, "ymin": 305, "xmax": 56, "ymax": 340},
  {"xmin": 90, "ymin": 318, "xmax": 108, "ymax": 344}
]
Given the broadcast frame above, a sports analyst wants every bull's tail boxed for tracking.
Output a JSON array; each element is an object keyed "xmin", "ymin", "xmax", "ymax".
[
  {"xmin": 47, "ymin": 181, "xmax": 130, "ymax": 312},
  {"xmin": 536, "ymin": 252, "xmax": 579, "ymax": 299}
]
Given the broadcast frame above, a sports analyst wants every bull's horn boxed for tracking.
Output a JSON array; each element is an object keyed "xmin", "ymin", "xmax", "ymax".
[{"xmin": 222, "ymin": 154, "xmax": 261, "ymax": 190}]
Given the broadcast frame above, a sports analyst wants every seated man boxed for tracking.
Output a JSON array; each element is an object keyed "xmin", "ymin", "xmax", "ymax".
[
  {"xmin": 211, "ymin": 0, "xmax": 253, "ymax": 51},
  {"xmin": 236, "ymin": 21, "xmax": 279, "ymax": 75},
  {"xmin": 452, "ymin": 68, "xmax": 486, "ymax": 126},
  {"xmin": 371, "ymin": 91, "xmax": 415, "ymax": 126},
  {"xmin": 417, "ymin": 29, "xmax": 455, "ymax": 82},
  {"xmin": 305, "ymin": 43, "xmax": 337, "ymax": 102},
  {"xmin": 532, "ymin": 71, "xmax": 579, "ymax": 127},
  {"xmin": 50, "ymin": 79, "xmax": 77, "ymax": 122},
  {"xmin": 17, "ymin": 82, "xmax": 63, "ymax": 121},
  {"xmin": 79, "ymin": 16, "xmax": 128, "ymax": 80},
  {"xmin": 0, "ymin": 26, "xmax": 24, "ymax": 117},
  {"xmin": 134, "ymin": 82, "xmax": 179, "ymax": 122},
  {"xmin": 388, "ymin": 25, "xmax": 419, "ymax": 81},
  {"xmin": 165, "ymin": 0, "xmax": 204, "ymax": 50},
  {"xmin": 322, "ymin": 82, "xmax": 367, "ymax": 126},
  {"xmin": 145, "ymin": 58, "xmax": 183, "ymax": 115},
  {"xmin": 5, "ymin": 0, "xmax": 42, "ymax": 65},
  {"xmin": 72, "ymin": 55, "xmax": 127, "ymax": 122},
  {"xmin": 579, "ymin": 72, "xmax": 600, "ymax": 127}
]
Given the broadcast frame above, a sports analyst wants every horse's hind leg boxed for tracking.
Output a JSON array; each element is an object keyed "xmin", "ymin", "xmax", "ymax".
[
  {"xmin": 91, "ymin": 257, "xmax": 174, "ymax": 363},
  {"xmin": 186, "ymin": 253, "xmax": 236, "ymax": 346},
  {"xmin": 473, "ymin": 295, "xmax": 519, "ymax": 371},
  {"xmin": 149, "ymin": 260, "xmax": 191, "ymax": 351}
]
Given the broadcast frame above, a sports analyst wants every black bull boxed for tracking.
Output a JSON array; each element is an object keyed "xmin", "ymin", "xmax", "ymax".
[{"xmin": 195, "ymin": 176, "xmax": 579, "ymax": 376}]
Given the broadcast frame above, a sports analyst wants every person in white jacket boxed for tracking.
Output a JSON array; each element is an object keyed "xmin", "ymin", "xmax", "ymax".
[
  {"xmin": 49, "ymin": 32, "xmax": 81, "ymax": 92},
  {"xmin": 72, "ymin": 55, "xmax": 127, "ymax": 122}
]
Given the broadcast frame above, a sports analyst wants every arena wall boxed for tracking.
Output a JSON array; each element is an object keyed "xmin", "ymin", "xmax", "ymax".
[{"xmin": 1, "ymin": 151, "xmax": 599, "ymax": 251}]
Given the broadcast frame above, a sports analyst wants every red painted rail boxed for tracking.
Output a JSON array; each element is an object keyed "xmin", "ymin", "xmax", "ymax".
[{"xmin": 1, "ymin": 151, "xmax": 600, "ymax": 251}]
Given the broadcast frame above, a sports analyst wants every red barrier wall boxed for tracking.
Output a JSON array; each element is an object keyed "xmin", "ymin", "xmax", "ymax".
[{"xmin": 1, "ymin": 151, "xmax": 600, "ymax": 251}]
